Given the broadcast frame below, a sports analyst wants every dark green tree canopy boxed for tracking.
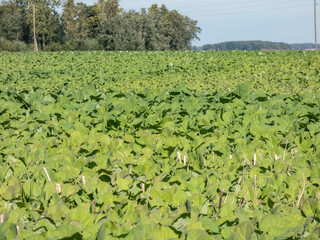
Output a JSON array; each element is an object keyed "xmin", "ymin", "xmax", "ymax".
[
  {"xmin": 202, "ymin": 41, "xmax": 291, "ymax": 51},
  {"xmin": 0, "ymin": 0, "xmax": 201, "ymax": 51}
]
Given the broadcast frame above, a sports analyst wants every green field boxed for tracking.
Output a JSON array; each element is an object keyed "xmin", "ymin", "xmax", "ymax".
[
  {"xmin": 1, "ymin": 51, "xmax": 320, "ymax": 93},
  {"xmin": 1, "ymin": 51, "xmax": 320, "ymax": 239}
]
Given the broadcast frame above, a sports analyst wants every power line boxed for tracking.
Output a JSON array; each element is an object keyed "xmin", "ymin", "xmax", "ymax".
[
  {"xmin": 175, "ymin": 0, "xmax": 306, "ymax": 10},
  {"xmin": 190, "ymin": 3, "xmax": 311, "ymax": 18},
  {"xmin": 315, "ymin": 0, "xmax": 318, "ymax": 50},
  {"xmin": 175, "ymin": 0, "xmax": 264, "ymax": 9},
  {"xmin": 180, "ymin": 0, "xmax": 308, "ymax": 14}
]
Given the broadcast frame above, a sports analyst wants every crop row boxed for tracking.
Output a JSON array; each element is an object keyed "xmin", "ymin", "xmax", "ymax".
[
  {"xmin": 1, "ymin": 51, "xmax": 320, "ymax": 94},
  {"xmin": 1, "ymin": 85, "xmax": 320, "ymax": 239}
]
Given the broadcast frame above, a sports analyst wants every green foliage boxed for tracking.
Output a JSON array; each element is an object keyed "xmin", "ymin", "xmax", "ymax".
[
  {"xmin": 146, "ymin": 4, "xmax": 201, "ymax": 50},
  {"xmin": 0, "ymin": 1, "xmax": 200, "ymax": 51},
  {"xmin": 0, "ymin": 38, "xmax": 30, "ymax": 51},
  {"xmin": 203, "ymin": 40, "xmax": 291, "ymax": 51},
  {"xmin": 1, "ymin": 51, "xmax": 320, "ymax": 238},
  {"xmin": 62, "ymin": 0, "xmax": 90, "ymax": 42},
  {"xmin": 1, "ymin": 51, "xmax": 320, "ymax": 94},
  {"xmin": 26, "ymin": 0, "xmax": 62, "ymax": 50},
  {"xmin": 0, "ymin": 1, "xmax": 26, "ymax": 42},
  {"xmin": 0, "ymin": 222, "xmax": 17, "ymax": 239}
]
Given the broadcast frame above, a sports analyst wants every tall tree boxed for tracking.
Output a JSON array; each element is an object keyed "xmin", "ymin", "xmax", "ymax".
[
  {"xmin": 26, "ymin": 0, "xmax": 62, "ymax": 50},
  {"xmin": 0, "ymin": 0, "xmax": 27, "ymax": 41},
  {"xmin": 93, "ymin": 0, "xmax": 122, "ymax": 50},
  {"xmin": 113, "ymin": 10, "xmax": 145, "ymax": 51},
  {"xmin": 62, "ymin": 0, "xmax": 89, "ymax": 42},
  {"xmin": 162, "ymin": 10, "xmax": 200, "ymax": 50},
  {"xmin": 147, "ymin": 4, "xmax": 201, "ymax": 50},
  {"xmin": 147, "ymin": 4, "xmax": 169, "ymax": 50},
  {"xmin": 62, "ymin": 0, "xmax": 77, "ymax": 41}
]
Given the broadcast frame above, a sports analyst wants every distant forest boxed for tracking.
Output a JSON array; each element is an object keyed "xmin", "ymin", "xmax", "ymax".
[
  {"xmin": 201, "ymin": 41, "xmax": 319, "ymax": 51},
  {"xmin": 201, "ymin": 41, "xmax": 291, "ymax": 51},
  {"xmin": 290, "ymin": 43, "xmax": 319, "ymax": 50},
  {"xmin": 0, "ymin": 0, "xmax": 201, "ymax": 51}
]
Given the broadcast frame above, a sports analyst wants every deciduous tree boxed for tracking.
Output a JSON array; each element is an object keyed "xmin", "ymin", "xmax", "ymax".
[{"xmin": 26, "ymin": 0, "xmax": 62, "ymax": 50}]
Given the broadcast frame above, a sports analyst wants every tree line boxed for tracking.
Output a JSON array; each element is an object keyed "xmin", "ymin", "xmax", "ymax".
[
  {"xmin": 202, "ymin": 41, "xmax": 291, "ymax": 51},
  {"xmin": 290, "ymin": 43, "xmax": 319, "ymax": 51},
  {"xmin": 0, "ymin": 0, "xmax": 201, "ymax": 51}
]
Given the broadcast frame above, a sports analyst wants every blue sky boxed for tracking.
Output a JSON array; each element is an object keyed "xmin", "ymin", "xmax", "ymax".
[{"xmin": 80, "ymin": 0, "xmax": 317, "ymax": 46}]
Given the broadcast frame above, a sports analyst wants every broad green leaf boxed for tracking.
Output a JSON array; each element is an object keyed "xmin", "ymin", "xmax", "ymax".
[
  {"xmin": 202, "ymin": 216, "xmax": 219, "ymax": 234},
  {"xmin": 0, "ymin": 222, "xmax": 17, "ymax": 239},
  {"xmin": 116, "ymin": 178, "xmax": 132, "ymax": 192},
  {"xmin": 232, "ymin": 221, "xmax": 255, "ymax": 240},
  {"xmin": 47, "ymin": 223, "xmax": 81, "ymax": 239}
]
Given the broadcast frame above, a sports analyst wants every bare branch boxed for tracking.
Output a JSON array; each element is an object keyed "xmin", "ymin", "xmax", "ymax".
[
  {"xmin": 218, "ymin": 189, "xmax": 224, "ymax": 210},
  {"xmin": 296, "ymin": 173, "xmax": 306, "ymax": 207}
]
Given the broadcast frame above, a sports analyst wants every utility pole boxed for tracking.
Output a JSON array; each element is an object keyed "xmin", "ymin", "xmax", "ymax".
[
  {"xmin": 33, "ymin": 5, "xmax": 38, "ymax": 52},
  {"xmin": 315, "ymin": 0, "xmax": 318, "ymax": 50}
]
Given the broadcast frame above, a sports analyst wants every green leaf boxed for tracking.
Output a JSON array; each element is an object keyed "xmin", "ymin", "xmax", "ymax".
[
  {"xmin": 200, "ymin": 199, "xmax": 210, "ymax": 215},
  {"xmin": 48, "ymin": 223, "xmax": 81, "ymax": 239},
  {"xmin": 186, "ymin": 229, "xmax": 213, "ymax": 239},
  {"xmin": 146, "ymin": 225, "xmax": 178, "ymax": 240},
  {"xmin": 70, "ymin": 131, "xmax": 84, "ymax": 147},
  {"xmin": 0, "ymin": 222, "xmax": 17, "ymax": 239},
  {"xmin": 126, "ymin": 223, "xmax": 146, "ymax": 240},
  {"xmin": 259, "ymin": 211, "xmax": 304, "ymax": 238},
  {"xmin": 234, "ymin": 83, "xmax": 252, "ymax": 99},
  {"xmin": 202, "ymin": 216, "xmax": 219, "ymax": 234},
  {"xmin": 172, "ymin": 216, "xmax": 190, "ymax": 231},
  {"xmin": 232, "ymin": 221, "xmax": 255, "ymax": 240},
  {"xmin": 46, "ymin": 203, "xmax": 70, "ymax": 222},
  {"xmin": 1, "ymin": 175, "xmax": 22, "ymax": 200},
  {"xmin": 301, "ymin": 199, "xmax": 320, "ymax": 219},
  {"xmin": 116, "ymin": 178, "xmax": 132, "ymax": 192}
]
